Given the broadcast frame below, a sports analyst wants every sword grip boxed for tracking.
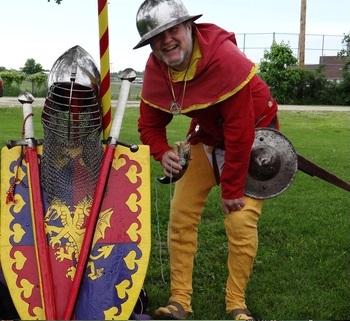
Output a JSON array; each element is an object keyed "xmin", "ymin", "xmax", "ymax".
[
  {"xmin": 19, "ymin": 92, "xmax": 35, "ymax": 139},
  {"xmin": 109, "ymin": 68, "xmax": 136, "ymax": 144}
]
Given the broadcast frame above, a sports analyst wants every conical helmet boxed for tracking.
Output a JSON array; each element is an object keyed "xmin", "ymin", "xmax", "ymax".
[{"xmin": 134, "ymin": 0, "xmax": 202, "ymax": 49}]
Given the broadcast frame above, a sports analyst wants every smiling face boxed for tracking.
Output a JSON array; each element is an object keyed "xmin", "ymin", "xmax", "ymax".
[{"xmin": 150, "ymin": 22, "xmax": 193, "ymax": 71}]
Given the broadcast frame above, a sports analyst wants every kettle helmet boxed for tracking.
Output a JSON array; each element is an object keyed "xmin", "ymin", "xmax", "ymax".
[{"xmin": 134, "ymin": 0, "xmax": 202, "ymax": 49}]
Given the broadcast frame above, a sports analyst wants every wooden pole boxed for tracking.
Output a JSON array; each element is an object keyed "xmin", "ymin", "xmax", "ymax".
[{"xmin": 298, "ymin": 0, "xmax": 307, "ymax": 68}]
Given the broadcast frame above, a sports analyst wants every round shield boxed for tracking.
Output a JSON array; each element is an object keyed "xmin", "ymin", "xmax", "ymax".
[{"xmin": 244, "ymin": 128, "xmax": 298, "ymax": 199}]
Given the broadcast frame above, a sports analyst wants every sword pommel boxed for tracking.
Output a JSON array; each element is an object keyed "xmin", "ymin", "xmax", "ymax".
[{"xmin": 18, "ymin": 92, "xmax": 34, "ymax": 105}]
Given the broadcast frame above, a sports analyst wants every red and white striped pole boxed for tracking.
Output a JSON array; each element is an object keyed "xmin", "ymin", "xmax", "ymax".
[{"xmin": 98, "ymin": 0, "xmax": 112, "ymax": 139}]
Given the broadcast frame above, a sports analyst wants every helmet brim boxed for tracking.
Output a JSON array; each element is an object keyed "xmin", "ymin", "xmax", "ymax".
[{"xmin": 133, "ymin": 14, "xmax": 202, "ymax": 50}]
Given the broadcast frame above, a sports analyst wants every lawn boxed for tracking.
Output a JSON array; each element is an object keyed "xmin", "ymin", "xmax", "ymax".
[{"xmin": 0, "ymin": 106, "xmax": 349, "ymax": 320}]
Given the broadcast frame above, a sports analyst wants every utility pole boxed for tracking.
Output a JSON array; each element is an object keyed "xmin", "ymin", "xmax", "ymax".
[{"xmin": 298, "ymin": 0, "xmax": 307, "ymax": 68}]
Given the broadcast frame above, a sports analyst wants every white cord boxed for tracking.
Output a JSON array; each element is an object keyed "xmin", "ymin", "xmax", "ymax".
[{"xmin": 154, "ymin": 160, "xmax": 174, "ymax": 284}]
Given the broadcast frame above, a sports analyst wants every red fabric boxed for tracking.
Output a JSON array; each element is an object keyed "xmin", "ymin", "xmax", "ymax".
[
  {"xmin": 138, "ymin": 23, "xmax": 278, "ymax": 198},
  {"xmin": 250, "ymin": 75, "xmax": 280, "ymax": 129},
  {"xmin": 141, "ymin": 23, "xmax": 256, "ymax": 112},
  {"xmin": 186, "ymin": 85, "xmax": 255, "ymax": 198}
]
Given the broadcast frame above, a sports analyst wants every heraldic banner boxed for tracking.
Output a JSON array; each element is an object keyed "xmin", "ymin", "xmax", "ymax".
[{"xmin": 1, "ymin": 143, "xmax": 151, "ymax": 320}]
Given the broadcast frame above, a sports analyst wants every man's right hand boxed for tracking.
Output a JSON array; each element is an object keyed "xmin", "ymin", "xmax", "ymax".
[
  {"xmin": 161, "ymin": 150, "xmax": 182, "ymax": 177},
  {"xmin": 222, "ymin": 197, "xmax": 245, "ymax": 215}
]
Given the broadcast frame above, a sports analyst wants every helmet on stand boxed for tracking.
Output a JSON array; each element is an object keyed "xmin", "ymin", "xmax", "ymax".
[
  {"xmin": 41, "ymin": 45, "xmax": 104, "ymax": 203},
  {"xmin": 42, "ymin": 45, "xmax": 102, "ymax": 141},
  {"xmin": 134, "ymin": 0, "xmax": 202, "ymax": 49}
]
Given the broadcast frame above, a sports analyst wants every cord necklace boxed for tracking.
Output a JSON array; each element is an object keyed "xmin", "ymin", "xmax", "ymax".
[{"xmin": 166, "ymin": 65, "xmax": 190, "ymax": 116}]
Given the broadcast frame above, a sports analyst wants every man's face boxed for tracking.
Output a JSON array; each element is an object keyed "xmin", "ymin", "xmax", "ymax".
[{"xmin": 150, "ymin": 22, "xmax": 193, "ymax": 71}]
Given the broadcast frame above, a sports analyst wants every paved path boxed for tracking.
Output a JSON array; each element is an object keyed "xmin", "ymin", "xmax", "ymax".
[
  {"xmin": 277, "ymin": 105, "xmax": 350, "ymax": 111},
  {"xmin": 1, "ymin": 97, "xmax": 350, "ymax": 111},
  {"xmin": 0, "ymin": 97, "xmax": 140, "ymax": 107}
]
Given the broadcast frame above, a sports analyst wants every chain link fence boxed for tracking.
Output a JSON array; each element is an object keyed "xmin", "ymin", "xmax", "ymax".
[{"xmin": 235, "ymin": 32, "xmax": 346, "ymax": 65}]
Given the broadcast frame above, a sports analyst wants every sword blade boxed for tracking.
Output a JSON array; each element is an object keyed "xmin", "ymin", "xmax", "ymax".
[{"xmin": 297, "ymin": 153, "xmax": 350, "ymax": 192}]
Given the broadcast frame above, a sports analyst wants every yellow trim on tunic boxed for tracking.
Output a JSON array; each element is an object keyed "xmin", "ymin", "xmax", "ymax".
[
  {"xmin": 142, "ymin": 36, "xmax": 259, "ymax": 114},
  {"xmin": 142, "ymin": 63, "xmax": 259, "ymax": 114}
]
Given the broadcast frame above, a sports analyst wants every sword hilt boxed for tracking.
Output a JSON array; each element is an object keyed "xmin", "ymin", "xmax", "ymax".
[
  {"xmin": 102, "ymin": 139, "xmax": 139, "ymax": 152},
  {"xmin": 109, "ymin": 68, "xmax": 136, "ymax": 145},
  {"xmin": 7, "ymin": 92, "xmax": 43, "ymax": 149},
  {"xmin": 19, "ymin": 92, "xmax": 35, "ymax": 139},
  {"xmin": 7, "ymin": 138, "xmax": 44, "ymax": 149}
]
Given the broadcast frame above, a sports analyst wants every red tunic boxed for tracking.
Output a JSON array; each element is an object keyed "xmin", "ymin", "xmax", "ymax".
[{"xmin": 138, "ymin": 23, "xmax": 278, "ymax": 199}]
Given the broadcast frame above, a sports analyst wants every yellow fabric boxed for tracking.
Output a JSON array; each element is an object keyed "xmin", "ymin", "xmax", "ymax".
[
  {"xmin": 169, "ymin": 38, "xmax": 201, "ymax": 82},
  {"xmin": 225, "ymin": 197, "xmax": 262, "ymax": 312},
  {"xmin": 167, "ymin": 143, "xmax": 263, "ymax": 313},
  {"xmin": 234, "ymin": 312, "xmax": 254, "ymax": 320}
]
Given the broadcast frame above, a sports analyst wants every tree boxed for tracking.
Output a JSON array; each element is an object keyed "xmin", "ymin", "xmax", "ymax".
[
  {"xmin": 0, "ymin": 71, "xmax": 25, "ymax": 89},
  {"xmin": 259, "ymin": 39, "xmax": 349, "ymax": 105},
  {"xmin": 48, "ymin": 0, "xmax": 63, "ymax": 4},
  {"xmin": 27, "ymin": 73, "xmax": 48, "ymax": 96},
  {"xmin": 21, "ymin": 58, "xmax": 44, "ymax": 75},
  {"xmin": 337, "ymin": 31, "xmax": 350, "ymax": 58},
  {"xmin": 13, "ymin": 72, "xmax": 26, "ymax": 88},
  {"xmin": 259, "ymin": 41, "xmax": 302, "ymax": 104},
  {"xmin": 336, "ymin": 32, "xmax": 350, "ymax": 105},
  {"xmin": 0, "ymin": 71, "xmax": 15, "ymax": 88}
]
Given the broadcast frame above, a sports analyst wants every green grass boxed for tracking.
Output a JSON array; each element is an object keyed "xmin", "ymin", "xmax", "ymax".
[
  {"xmin": 0, "ymin": 107, "xmax": 349, "ymax": 320},
  {"xmin": 111, "ymin": 82, "xmax": 143, "ymax": 101}
]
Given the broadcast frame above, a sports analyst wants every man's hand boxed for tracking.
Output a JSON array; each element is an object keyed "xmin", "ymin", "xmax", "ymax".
[
  {"xmin": 161, "ymin": 150, "xmax": 182, "ymax": 177},
  {"xmin": 222, "ymin": 197, "xmax": 245, "ymax": 214}
]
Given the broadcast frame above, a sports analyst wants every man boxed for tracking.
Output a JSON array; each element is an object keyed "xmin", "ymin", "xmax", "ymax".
[{"xmin": 134, "ymin": 0, "xmax": 279, "ymax": 319}]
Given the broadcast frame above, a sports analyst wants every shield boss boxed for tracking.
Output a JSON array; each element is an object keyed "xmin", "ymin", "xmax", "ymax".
[{"xmin": 244, "ymin": 128, "xmax": 298, "ymax": 199}]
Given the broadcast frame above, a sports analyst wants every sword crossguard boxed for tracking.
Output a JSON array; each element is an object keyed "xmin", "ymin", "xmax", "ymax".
[
  {"xmin": 103, "ymin": 139, "xmax": 139, "ymax": 152},
  {"xmin": 7, "ymin": 138, "xmax": 44, "ymax": 149}
]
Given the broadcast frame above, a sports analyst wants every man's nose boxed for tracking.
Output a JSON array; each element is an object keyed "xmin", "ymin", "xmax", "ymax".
[{"xmin": 161, "ymin": 30, "xmax": 172, "ymax": 43}]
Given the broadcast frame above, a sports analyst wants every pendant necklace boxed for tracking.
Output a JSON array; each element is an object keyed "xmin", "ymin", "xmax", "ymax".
[{"xmin": 167, "ymin": 66, "xmax": 190, "ymax": 116}]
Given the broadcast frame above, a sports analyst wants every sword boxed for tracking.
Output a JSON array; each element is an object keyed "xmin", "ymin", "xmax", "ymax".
[
  {"xmin": 18, "ymin": 92, "xmax": 56, "ymax": 320},
  {"xmin": 297, "ymin": 153, "xmax": 350, "ymax": 192},
  {"xmin": 157, "ymin": 127, "xmax": 350, "ymax": 197},
  {"xmin": 63, "ymin": 68, "xmax": 137, "ymax": 320}
]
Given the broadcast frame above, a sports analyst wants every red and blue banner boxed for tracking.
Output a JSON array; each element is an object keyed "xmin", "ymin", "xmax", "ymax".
[{"xmin": 1, "ymin": 144, "xmax": 150, "ymax": 319}]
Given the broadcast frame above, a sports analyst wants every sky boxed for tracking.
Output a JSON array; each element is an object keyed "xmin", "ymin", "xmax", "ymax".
[{"xmin": 1, "ymin": 0, "xmax": 349, "ymax": 73}]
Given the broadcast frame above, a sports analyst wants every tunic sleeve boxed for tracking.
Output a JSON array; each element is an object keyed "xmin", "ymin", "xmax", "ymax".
[{"xmin": 138, "ymin": 99, "xmax": 173, "ymax": 162}]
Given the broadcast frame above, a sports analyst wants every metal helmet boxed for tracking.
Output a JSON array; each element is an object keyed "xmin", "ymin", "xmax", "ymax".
[
  {"xmin": 42, "ymin": 45, "xmax": 102, "ymax": 141},
  {"xmin": 244, "ymin": 128, "xmax": 298, "ymax": 199},
  {"xmin": 41, "ymin": 45, "xmax": 104, "ymax": 203},
  {"xmin": 134, "ymin": 0, "xmax": 202, "ymax": 49}
]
